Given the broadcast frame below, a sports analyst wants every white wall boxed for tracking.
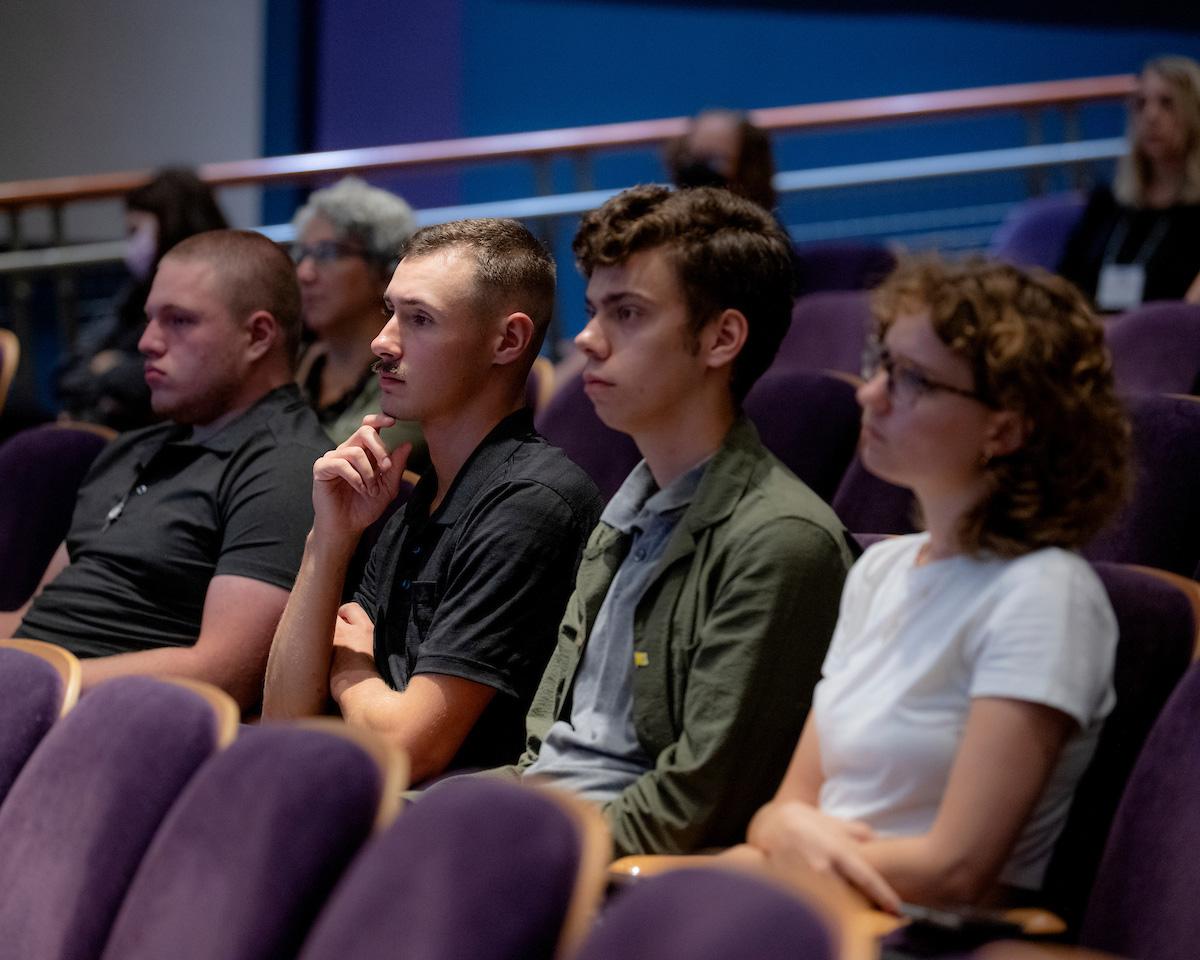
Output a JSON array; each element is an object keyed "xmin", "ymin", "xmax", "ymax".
[{"xmin": 0, "ymin": 0, "xmax": 265, "ymax": 242}]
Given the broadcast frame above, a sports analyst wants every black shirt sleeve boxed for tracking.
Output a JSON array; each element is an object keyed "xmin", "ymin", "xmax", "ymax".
[{"xmin": 214, "ymin": 442, "xmax": 323, "ymax": 590}]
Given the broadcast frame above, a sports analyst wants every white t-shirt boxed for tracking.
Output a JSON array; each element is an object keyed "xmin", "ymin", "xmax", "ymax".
[{"xmin": 814, "ymin": 533, "xmax": 1117, "ymax": 890}]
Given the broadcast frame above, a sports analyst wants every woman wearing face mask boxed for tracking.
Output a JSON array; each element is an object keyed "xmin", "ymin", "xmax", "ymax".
[
  {"xmin": 1058, "ymin": 55, "xmax": 1200, "ymax": 311},
  {"xmin": 665, "ymin": 109, "xmax": 778, "ymax": 213},
  {"xmin": 737, "ymin": 258, "xmax": 1129, "ymax": 917},
  {"xmin": 57, "ymin": 168, "xmax": 227, "ymax": 430}
]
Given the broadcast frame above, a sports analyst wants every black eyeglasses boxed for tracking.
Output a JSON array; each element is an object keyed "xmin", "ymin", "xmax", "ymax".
[
  {"xmin": 288, "ymin": 240, "xmax": 370, "ymax": 266},
  {"xmin": 862, "ymin": 341, "xmax": 988, "ymax": 408}
]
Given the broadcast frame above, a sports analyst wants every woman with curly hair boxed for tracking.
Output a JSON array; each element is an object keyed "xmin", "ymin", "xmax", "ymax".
[{"xmin": 740, "ymin": 257, "xmax": 1130, "ymax": 913}]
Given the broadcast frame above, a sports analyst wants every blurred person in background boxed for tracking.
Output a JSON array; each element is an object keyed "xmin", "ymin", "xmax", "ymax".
[
  {"xmin": 58, "ymin": 167, "xmax": 228, "ymax": 430},
  {"xmin": 666, "ymin": 108, "xmax": 778, "ymax": 214},
  {"xmin": 1059, "ymin": 55, "xmax": 1200, "ymax": 311},
  {"xmin": 290, "ymin": 176, "xmax": 427, "ymax": 470}
]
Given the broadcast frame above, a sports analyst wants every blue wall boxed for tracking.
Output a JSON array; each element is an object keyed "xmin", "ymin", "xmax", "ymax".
[{"xmin": 301, "ymin": 1, "xmax": 1200, "ymax": 337}]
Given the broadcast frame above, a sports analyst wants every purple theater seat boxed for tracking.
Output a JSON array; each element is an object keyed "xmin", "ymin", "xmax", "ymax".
[
  {"xmin": 0, "ymin": 646, "xmax": 66, "ymax": 804},
  {"xmin": 536, "ymin": 371, "xmax": 641, "ymax": 502},
  {"xmin": 575, "ymin": 867, "xmax": 835, "ymax": 960},
  {"xmin": 299, "ymin": 777, "xmax": 601, "ymax": 960},
  {"xmin": 1078, "ymin": 660, "xmax": 1200, "ymax": 960},
  {"xmin": 774, "ymin": 290, "xmax": 874, "ymax": 377},
  {"xmin": 743, "ymin": 369, "xmax": 861, "ymax": 501},
  {"xmin": 0, "ymin": 676, "xmax": 227, "ymax": 960},
  {"xmin": 793, "ymin": 242, "xmax": 896, "ymax": 297},
  {"xmin": 1105, "ymin": 301, "xmax": 1200, "ymax": 396},
  {"xmin": 987, "ymin": 192, "xmax": 1085, "ymax": 271},
  {"xmin": 0, "ymin": 424, "xmax": 110, "ymax": 610},
  {"xmin": 1083, "ymin": 393, "xmax": 1200, "ymax": 577},
  {"xmin": 100, "ymin": 724, "xmax": 389, "ymax": 960},
  {"xmin": 1038, "ymin": 563, "xmax": 1195, "ymax": 932},
  {"xmin": 831, "ymin": 455, "xmax": 918, "ymax": 536}
]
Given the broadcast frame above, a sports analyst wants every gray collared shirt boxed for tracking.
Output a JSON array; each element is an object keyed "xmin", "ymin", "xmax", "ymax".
[{"xmin": 525, "ymin": 456, "xmax": 709, "ymax": 800}]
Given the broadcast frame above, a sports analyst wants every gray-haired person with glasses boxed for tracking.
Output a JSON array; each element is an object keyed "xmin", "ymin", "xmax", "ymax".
[
  {"xmin": 291, "ymin": 177, "xmax": 427, "ymax": 467},
  {"xmin": 740, "ymin": 257, "xmax": 1130, "ymax": 916}
]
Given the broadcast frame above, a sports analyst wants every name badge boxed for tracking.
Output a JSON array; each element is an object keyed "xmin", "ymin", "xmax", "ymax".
[
  {"xmin": 633, "ymin": 651, "xmax": 649, "ymax": 668},
  {"xmin": 1096, "ymin": 264, "xmax": 1146, "ymax": 312}
]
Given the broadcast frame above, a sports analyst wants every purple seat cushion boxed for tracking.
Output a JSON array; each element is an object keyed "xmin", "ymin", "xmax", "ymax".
[
  {"xmin": 1081, "ymin": 662, "xmax": 1200, "ymax": 960},
  {"xmin": 576, "ymin": 868, "xmax": 834, "ymax": 960},
  {"xmin": 1083, "ymin": 393, "xmax": 1200, "ymax": 576},
  {"xmin": 1106, "ymin": 302, "xmax": 1200, "ymax": 396},
  {"xmin": 0, "ymin": 425, "xmax": 109, "ymax": 610},
  {"xmin": 0, "ymin": 647, "xmax": 64, "ymax": 802},
  {"xmin": 1039, "ymin": 563, "xmax": 1194, "ymax": 930},
  {"xmin": 536, "ymin": 372, "xmax": 641, "ymax": 502},
  {"xmin": 0, "ymin": 676, "xmax": 222, "ymax": 960},
  {"xmin": 831, "ymin": 455, "xmax": 918, "ymax": 536},
  {"xmin": 744, "ymin": 370, "xmax": 860, "ymax": 502},
  {"xmin": 988, "ymin": 192, "xmax": 1085, "ymax": 271},
  {"xmin": 101, "ymin": 724, "xmax": 383, "ymax": 960},
  {"xmin": 300, "ymin": 777, "xmax": 582, "ymax": 960},
  {"xmin": 773, "ymin": 290, "xmax": 874, "ymax": 377},
  {"xmin": 793, "ymin": 243, "xmax": 895, "ymax": 297}
]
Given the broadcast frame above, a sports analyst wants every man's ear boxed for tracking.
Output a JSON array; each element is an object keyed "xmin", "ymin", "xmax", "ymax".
[
  {"xmin": 703, "ymin": 308, "xmax": 749, "ymax": 371},
  {"xmin": 243, "ymin": 310, "xmax": 279, "ymax": 363},
  {"xmin": 493, "ymin": 311, "xmax": 536, "ymax": 367}
]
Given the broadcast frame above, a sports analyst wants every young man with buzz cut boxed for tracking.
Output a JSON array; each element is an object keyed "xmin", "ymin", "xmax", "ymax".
[
  {"xmin": 508, "ymin": 185, "xmax": 857, "ymax": 856},
  {"xmin": 263, "ymin": 218, "xmax": 602, "ymax": 784},
  {"xmin": 3, "ymin": 229, "xmax": 332, "ymax": 709}
]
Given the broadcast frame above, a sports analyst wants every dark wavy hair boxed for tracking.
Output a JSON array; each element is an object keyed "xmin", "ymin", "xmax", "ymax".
[
  {"xmin": 871, "ymin": 256, "xmax": 1131, "ymax": 557},
  {"xmin": 125, "ymin": 167, "xmax": 228, "ymax": 266},
  {"xmin": 573, "ymin": 184, "xmax": 795, "ymax": 402}
]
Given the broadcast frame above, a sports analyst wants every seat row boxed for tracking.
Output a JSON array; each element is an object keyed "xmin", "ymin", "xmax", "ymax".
[
  {"xmin": 2, "ymin": 533, "xmax": 1198, "ymax": 960},
  {"xmin": 0, "ymin": 643, "xmax": 880, "ymax": 960},
  {"xmin": 538, "ymin": 368, "xmax": 1200, "ymax": 580}
]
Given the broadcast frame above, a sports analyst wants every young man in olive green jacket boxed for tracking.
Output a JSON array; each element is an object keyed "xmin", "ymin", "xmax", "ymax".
[{"xmin": 506, "ymin": 185, "xmax": 856, "ymax": 856}]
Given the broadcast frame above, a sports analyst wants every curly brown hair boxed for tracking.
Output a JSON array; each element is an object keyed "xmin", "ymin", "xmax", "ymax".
[
  {"xmin": 572, "ymin": 184, "xmax": 795, "ymax": 401},
  {"xmin": 871, "ymin": 256, "xmax": 1131, "ymax": 557}
]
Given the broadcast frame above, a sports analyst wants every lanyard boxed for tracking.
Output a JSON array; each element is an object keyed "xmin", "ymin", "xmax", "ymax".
[{"xmin": 1101, "ymin": 210, "xmax": 1172, "ymax": 269}]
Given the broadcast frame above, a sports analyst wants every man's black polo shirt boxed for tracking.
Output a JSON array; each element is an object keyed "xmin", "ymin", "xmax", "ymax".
[
  {"xmin": 18, "ymin": 385, "xmax": 332, "ymax": 657},
  {"xmin": 352, "ymin": 408, "xmax": 602, "ymax": 771}
]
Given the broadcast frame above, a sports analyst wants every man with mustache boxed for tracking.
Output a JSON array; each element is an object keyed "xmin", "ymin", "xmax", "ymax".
[
  {"xmin": 2, "ymin": 230, "xmax": 332, "ymax": 709},
  {"xmin": 263, "ymin": 219, "xmax": 601, "ymax": 783}
]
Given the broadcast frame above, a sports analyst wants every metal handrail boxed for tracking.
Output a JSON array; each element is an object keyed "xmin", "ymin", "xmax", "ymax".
[
  {"xmin": 0, "ymin": 74, "xmax": 1135, "ymax": 209},
  {"xmin": 0, "ymin": 137, "xmax": 1126, "ymax": 276}
]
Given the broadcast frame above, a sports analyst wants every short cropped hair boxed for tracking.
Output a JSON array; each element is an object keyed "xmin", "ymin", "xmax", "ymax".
[
  {"xmin": 292, "ymin": 176, "xmax": 417, "ymax": 275},
  {"xmin": 871, "ymin": 256, "xmax": 1130, "ymax": 557},
  {"xmin": 573, "ymin": 184, "xmax": 795, "ymax": 401},
  {"xmin": 163, "ymin": 229, "xmax": 304, "ymax": 366},
  {"xmin": 399, "ymin": 218, "xmax": 557, "ymax": 361}
]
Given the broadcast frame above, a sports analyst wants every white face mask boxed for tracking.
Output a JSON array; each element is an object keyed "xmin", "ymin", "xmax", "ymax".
[{"xmin": 124, "ymin": 217, "xmax": 158, "ymax": 281}]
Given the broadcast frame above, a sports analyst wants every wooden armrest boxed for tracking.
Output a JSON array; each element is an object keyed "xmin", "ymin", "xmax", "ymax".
[
  {"xmin": 858, "ymin": 906, "xmax": 1069, "ymax": 940},
  {"xmin": 972, "ymin": 942, "xmax": 1124, "ymax": 959},
  {"xmin": 609, "ymin": 854, "xmax": 719, "ymax": 879}
]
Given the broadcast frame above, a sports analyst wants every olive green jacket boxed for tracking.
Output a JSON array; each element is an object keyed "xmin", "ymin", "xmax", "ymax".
[{"xmin": 515, "ymin": 417, "xmax": 856, "ymax": 856}]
